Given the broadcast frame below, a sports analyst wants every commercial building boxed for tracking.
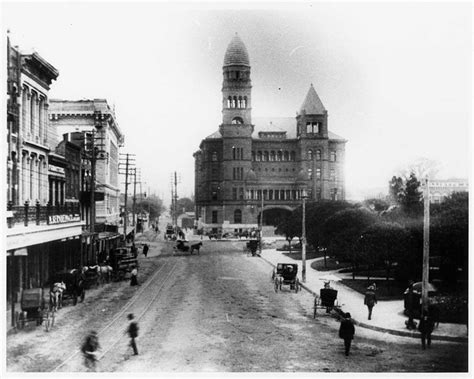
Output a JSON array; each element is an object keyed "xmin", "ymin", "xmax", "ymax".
[
  {"xmin": 6, "ymin": 38, "xmax": 84, "ymax": 318},
  {"xmin": 194, "ymin": 34, "xmax": 347, "ymax": 235}
]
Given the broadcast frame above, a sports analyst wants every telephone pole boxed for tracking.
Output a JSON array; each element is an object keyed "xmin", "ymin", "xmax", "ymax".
[
  {"xmin": 170, "ymin": 172, "xmax": 180, "ymax": 229},
  {"xmin": 422, "ymin": 177, "xmax": 430, "ymax": 315},
  {"xmin": 119, "ymin": 153, "xmax": 135, "ymax": 241}
]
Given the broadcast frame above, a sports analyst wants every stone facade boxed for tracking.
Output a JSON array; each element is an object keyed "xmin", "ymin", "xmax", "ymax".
[
  {"xmin": 194, "ymin": 35, "xmax": 347, "ymax": 234},
  {"xmin": 49, "ymin": 99, "xmax": 124, "ymax": 226}
]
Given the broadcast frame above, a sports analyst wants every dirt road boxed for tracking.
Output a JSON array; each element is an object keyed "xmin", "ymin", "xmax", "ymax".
[{"xmin": 6, "ymin": 234, "xmax": 468, "ymax": 372}]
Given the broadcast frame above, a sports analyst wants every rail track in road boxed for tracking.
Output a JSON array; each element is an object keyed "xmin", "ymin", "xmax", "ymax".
[{"xmin": 52, "ymin": 259, "xmax": 179, "ymax": 372}]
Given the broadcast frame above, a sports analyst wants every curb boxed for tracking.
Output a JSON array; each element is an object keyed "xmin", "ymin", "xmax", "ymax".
[{"xmin": 258, "ymin": 255, "xmax": 468, "ymax": 343}]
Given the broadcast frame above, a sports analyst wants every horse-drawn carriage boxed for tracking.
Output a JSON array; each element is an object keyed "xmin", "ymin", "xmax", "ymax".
[
  {"xmin": 272, "ymin": 263, "xmax": 300, "ymax": 293},
  {"xmin": 109, "ymin": 247, "xmax": 139, "ymax": 281},
  {"xmin": 173, "ymin": 240, "xmax": 203, "ymax": 255},
  {"xmin": 50, "ymin": 269, "xmax": 86, "ymax": 306},
  {"xmin": 246, "ymin": 239, "xmax": 259, "ymax": 256},
  {"xmin": 15, "ymin": 288, "xmax": 55, "ymax": 331},
  {"xmin": 313, "ymin": 282, "xmax": 341, "ymax": 317}
]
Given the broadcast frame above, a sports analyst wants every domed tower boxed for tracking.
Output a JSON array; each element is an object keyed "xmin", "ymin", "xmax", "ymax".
[
  {"xmin": 221, "ymin": 33, "xmax": 252, "ymax": 126},
  {"xmin": 219, "ymin": 34, "xmax": 255, "ymax": 229}
]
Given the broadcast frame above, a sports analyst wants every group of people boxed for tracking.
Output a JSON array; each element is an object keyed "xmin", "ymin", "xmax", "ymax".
[
  {"xmin": 337, "ymin": 282, "xmax": 438, "ymax": 356},
  {"xmin": 81, "ymin": 313, "xmax": 140, "ymax": 371}
]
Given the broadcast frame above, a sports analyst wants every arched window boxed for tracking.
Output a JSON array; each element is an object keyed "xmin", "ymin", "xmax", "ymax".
[
  {"xmin": 227, "ymin": 96, "xmax": 232, "ymax": 108},
  {"xmin": 232, "ymin": 117, "xmax": 244, "ymax": 124},
  {"xmin": 330, "ymin": 150, "xmax": 337, "ymax": 162},
  {"xmin": 211, "ymin": 151, "xmax": 218, "ymax": 161},
  {"xmin": 263, "ymin": 151, "xmax": 269, "ymax": 161},
  {"xmin": 257, "ymin": 151, "xmax": 262, "ymax": 161},
  {"xmin": 243, "ymin": 96, "xmax": 247, "ymax": 108},
  {"xmin": 238, "ymin": 96, "xmax": 243, "ymax": 108},
  {"xmin": 290, "ymin": 151, "xmax": 296, "ymax": 161},
  {"xmin": 252, "ymin": 151, "xmax": 256, "ymax": 161},
  {"xmin": 316, "ymin": 149, "xmax": 321, "ymax": 161},
  {"xmin": 284, "ymin": 151, "xmax": 289, "ymax": 161},
  {"xmin": 308, "ymin": 150, "xmax": 313, "ymax": 160},
  {"xmin": 277, "ymin": 151, "xmax": 282, "ymax": 161},
  {"xmin": 270, "ymin": 151, "xmax": 275, "ymax": 161},
  {"xmin": 233, "ymin": 96, "xmax": 237, "ymax": 108}
]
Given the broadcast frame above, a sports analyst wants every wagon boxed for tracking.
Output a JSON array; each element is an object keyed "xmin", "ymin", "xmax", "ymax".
[
  {"xmin": 272, "ymin": 263, "xmax": 300, "ymax": 293},
  {"xmin": 15, "ymin": 288, "xmax": 55, "ymax": 332},
  {"xmin": 109, "ymin": 247, "xmax": 139, "ymax": 281},
  {"xmin": 50, "ymin": 269, "xmax": 86, "ymax": 306},
  {"xmin": 313, "ymin": 287, "xmax": 340, "ymax": 317}
]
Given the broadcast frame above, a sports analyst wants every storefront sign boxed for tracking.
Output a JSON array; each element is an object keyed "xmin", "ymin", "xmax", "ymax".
[
  {"xmin": 48, "ymin": 214, "xmax": 81, "ymax": 224},
  {"xmin": 49, "ymin": 165, "xmax": 65, "ymax": 175}
]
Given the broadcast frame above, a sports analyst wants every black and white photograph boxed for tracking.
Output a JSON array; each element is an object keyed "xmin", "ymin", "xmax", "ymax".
[{"xmin": 1, "ymin": 1, "xmax": 471, "ymax": 376}]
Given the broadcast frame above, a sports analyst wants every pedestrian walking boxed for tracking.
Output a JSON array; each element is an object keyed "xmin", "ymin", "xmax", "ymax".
[
  {"xmin": 142, "ymin": 243, "xmax": 149, "ymax": 257},
  {"xmin": 81, "ymin": 330, "xmax": 100, "ymax": 371},
  {"xmin": 418, "ymin": 312, "xmax": 435, "ymax": 349},
  {"xmin": 130, "ymin": 267, "xmax": 138, "ymax": 286},
  {"xmin": 364, "ymin": 285, "xmax": 377, "ymax": 320},
  {"xmin": 405, "ymin": 281, "xmax": 417, "ymax": 329},
  {"xmin": 339, "ymin": 312, "xmax": 355, "ymax": 356},
  {"xmin": 126, "ymin": 313, "xmax": 139, "ymax": 355}
]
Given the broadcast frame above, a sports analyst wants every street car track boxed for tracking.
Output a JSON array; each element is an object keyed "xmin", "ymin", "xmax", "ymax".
[{"xmin": 52, "ymin": 259, "xmax": 179, "ymax": 372}]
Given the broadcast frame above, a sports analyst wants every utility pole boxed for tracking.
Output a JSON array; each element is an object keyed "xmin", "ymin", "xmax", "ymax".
[
  {"xmin": 170, "ymin": 171, "xmax": 180, "ymax": 229},
  {"xmin": 422, "ymin": 177, "xmax": 430, "ymax": 315},
  {"xmin": 132, "ymin": 168, "xmax": 137, "ymax": 227},
  {"xmin": 301, "ymin": 190, "xmax": 308, "ymax": 283},
  {"xmin": 119, "ymin": 153, "xmax": 135, "ymax": 241},
  {"xmin": 259, "ymin": 193, "xmax": 264, "ymax": 256}
]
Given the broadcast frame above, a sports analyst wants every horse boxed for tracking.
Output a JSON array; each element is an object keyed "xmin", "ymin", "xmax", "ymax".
[
  {"xmin": 190, "ymin": 242, "xmax": 203, "ymax": 255},
  {"xmin": 50, "ymin": 281, "xmax": 66, "ymax": 311},
  {"xmin": 82, "ymin": 265, "xmax": 101, "ymax": 287},
  {"xmin": 98, "ymin": 265, "xmax": 113, "ymax": 283}
]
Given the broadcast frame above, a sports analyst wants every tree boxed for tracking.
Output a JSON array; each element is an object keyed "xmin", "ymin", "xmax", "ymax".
[
  {"xmin": 430, "ymin": 192, "xmax": 468, "ymax": 285},
  {"xmin": 176, "ymin": 197, "xmax": 195, "ymax": 213},
  {"xmin": 388, "ymin": 176, "xmax": 404, "ymax": 205},
  {"xmin": 275, "ymin": 209, "xmax": 301, "ymax": 253},
  {"xmin": 357, "ymin": 222, "xmax": 410, "ymax": 287},
  {"xmin": 304, "ymin": 200, "xmax": 354, "ymax": 268},
  {"xmin": 133, "ymin": 194, "xmax": 164, "ymax": 221},
  {"xmin": 322, "ymin": 208, "xmax": 377, "ymax": 279},
  {"xmin": 396, "ymin": 157, "xmax": 441, "ymax": 181},
  {"xmin": 363, "ymin": 198, "xmax": 390, "ymax": 213},
  {"xmin": 401, "ymin": 172, "xmax": 422, "ymax": 216}
]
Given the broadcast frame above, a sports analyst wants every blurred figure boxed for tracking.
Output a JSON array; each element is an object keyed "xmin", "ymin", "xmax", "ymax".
[
  {"xmin": 130, "ymin": 268, "xmax": 138, "ymax": 286},
  {"xmin": 142, "ymin": 243, "xmax": 149, "ymax": 257},
  {"xmin": 127, "ymin": 313, "xmax": 139, "ymax": 355},
  {"xmin": 81, "ymin": 330, "xmax": 100, "ymax": 371}
]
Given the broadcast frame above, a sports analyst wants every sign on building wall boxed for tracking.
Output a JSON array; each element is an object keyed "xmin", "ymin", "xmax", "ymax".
[
  {"xmin": 48, "ymin": 214, "xmax": 81, "ymax": 224},
  {"xmin": 48, "ymin": 164, "xmax": 65, "ymax": 176}
]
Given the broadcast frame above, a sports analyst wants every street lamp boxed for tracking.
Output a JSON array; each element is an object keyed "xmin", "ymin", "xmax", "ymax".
[{"xmin": 301, "ymin": 189, "xmax": 309, "ymax": 283}]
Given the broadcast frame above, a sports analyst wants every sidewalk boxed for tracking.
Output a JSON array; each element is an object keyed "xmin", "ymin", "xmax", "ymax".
[{"xmin": 259, "ymin": 248, "xmax": 468, "ymax": 343}]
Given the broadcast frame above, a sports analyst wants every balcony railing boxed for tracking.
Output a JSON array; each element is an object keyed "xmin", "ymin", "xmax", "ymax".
[{"xmin": 6, "ymin": 201, "xmax": 81, "ymax": 229}]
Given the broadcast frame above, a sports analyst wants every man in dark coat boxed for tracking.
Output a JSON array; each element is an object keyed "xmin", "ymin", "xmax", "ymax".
[
  {"xmin": 339, "ymin": 312, "xmax": 355, "ymax": 356},
  {"xmin": 127, "ymin": 313, "xmax": 139, "ymax": 355},
  {"xmin": 364, "ymin": 285, "xmax": 377, "ymax": 320},
  {"xmin": 418, "ymin": 312, "xmax": 435, "ymax": 349},
  {"xmin": 81, "ymin": 330, "xmax": 100, "ymax": 371},
  {"xmin": 142, "ymin": 243, "xmax": 149, "ymax": 257}
]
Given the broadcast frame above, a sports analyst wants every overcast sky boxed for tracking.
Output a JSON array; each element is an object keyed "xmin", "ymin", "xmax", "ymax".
[{"xmin": 2, "ymin": 2, "xmax": 471, "ymax": 205}]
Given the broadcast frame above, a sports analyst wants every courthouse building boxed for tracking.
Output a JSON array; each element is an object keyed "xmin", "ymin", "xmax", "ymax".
[{"xmin": 194, "ymin": 35, "xmax": 347, "ymax": 235}]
